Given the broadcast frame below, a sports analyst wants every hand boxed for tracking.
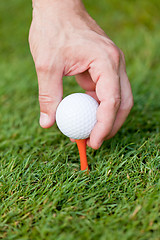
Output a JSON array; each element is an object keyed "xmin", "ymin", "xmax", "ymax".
[{"xmin": 29, "ymin": 0, "xmax": 133, "ymax": 149}]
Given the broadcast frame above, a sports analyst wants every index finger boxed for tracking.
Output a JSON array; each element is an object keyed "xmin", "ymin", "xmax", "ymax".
[{"xmin": 87, "ymin": 60, "xmax": 121, "ymax": 149}]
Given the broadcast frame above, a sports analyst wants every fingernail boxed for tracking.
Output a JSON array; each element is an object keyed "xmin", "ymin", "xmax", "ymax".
[
  {"xmin": 97, "ymin": 141, "xmax": 103, "ymax": 149},
  {"xmin": 40, "ymin": 112, "xmax": 50, "ymax": 128}
]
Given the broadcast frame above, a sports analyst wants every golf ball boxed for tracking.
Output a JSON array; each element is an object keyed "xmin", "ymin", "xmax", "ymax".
[{"xmin": 56, "ymin": 93, "xmax": 99, "ymax": 139}]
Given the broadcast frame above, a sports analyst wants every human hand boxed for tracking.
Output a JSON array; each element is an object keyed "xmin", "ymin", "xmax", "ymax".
[{"xmin": 29, "ymin": 0, "xmax": 133, "ymax": 149}]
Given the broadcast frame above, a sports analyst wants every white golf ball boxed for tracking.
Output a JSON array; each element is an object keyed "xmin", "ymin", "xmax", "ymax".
[{"xmin": 56, "ymin": 93, "xmax": 99, "ymax": 139}]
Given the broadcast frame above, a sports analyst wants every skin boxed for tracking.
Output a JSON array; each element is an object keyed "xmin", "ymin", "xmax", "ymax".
[{"xmin": 29, "ymin": 0, "xmax": 133, "ymax": 149}]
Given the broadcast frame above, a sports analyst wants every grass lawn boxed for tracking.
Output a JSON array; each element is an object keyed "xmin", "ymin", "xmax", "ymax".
[{"xmin": 0, "ymin": 0, "xmax": 160, "ymax": 239}]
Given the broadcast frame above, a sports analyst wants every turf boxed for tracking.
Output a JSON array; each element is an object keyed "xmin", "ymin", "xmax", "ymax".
[{"xmin": 0, "ymin": 0, "xmax": 160, "ymax": 239}]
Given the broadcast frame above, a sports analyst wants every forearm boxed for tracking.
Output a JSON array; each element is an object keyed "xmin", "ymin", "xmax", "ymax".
[{"xmin": 31, "ymin": 0, "xmax": 96, "ymax": 33}]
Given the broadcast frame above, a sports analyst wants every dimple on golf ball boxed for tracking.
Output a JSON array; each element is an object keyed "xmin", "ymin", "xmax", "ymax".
[{"xmin": 56, "ymin": 93, "xmax": 99, "ymax": 139}]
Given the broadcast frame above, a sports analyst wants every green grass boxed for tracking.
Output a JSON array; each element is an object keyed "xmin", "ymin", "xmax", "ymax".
[{"xmin": 0, "ymin": 0, "xmax": 160, "ymax": 239}]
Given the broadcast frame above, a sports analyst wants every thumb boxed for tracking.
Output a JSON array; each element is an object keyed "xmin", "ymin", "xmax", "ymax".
[{"xmin": 36, "ymin": 64, "xmax": 63, "ymax": 128}]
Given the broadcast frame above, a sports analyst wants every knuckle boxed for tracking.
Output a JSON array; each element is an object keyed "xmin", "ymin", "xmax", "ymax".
[
  {"xmin": 35, "ymin": 59, "xmax": 52, "ymax": 73},
  {"xmin": 109, "ymin": 45, "xmax": 120, "ymax": 65},
  {"xmin": 39, "ymin": 95, "xmax": 54, "ymax": 105},
  {"xmin": 120, "ymin": 49, "xmax": 125, "ymax": 59},
  {"xmin": 109, "ymin": 96, "xmax": 121, "ymax": 110},
  {"xmin": 123, "ymin": 96, "xmax": 134, "ymax": 111},
  {"xmin": 120, "ymin": 49, "xmax": 126, "ymax": 62}
]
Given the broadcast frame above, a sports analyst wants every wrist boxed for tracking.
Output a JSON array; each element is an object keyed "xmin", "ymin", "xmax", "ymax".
[
  {"xmin": 32, "ymin": 0, "xmax": 83, "ymax": 9},
  {"xmin": 32, "ymin": 0, "xmax": 88, "ymax": 26}
]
